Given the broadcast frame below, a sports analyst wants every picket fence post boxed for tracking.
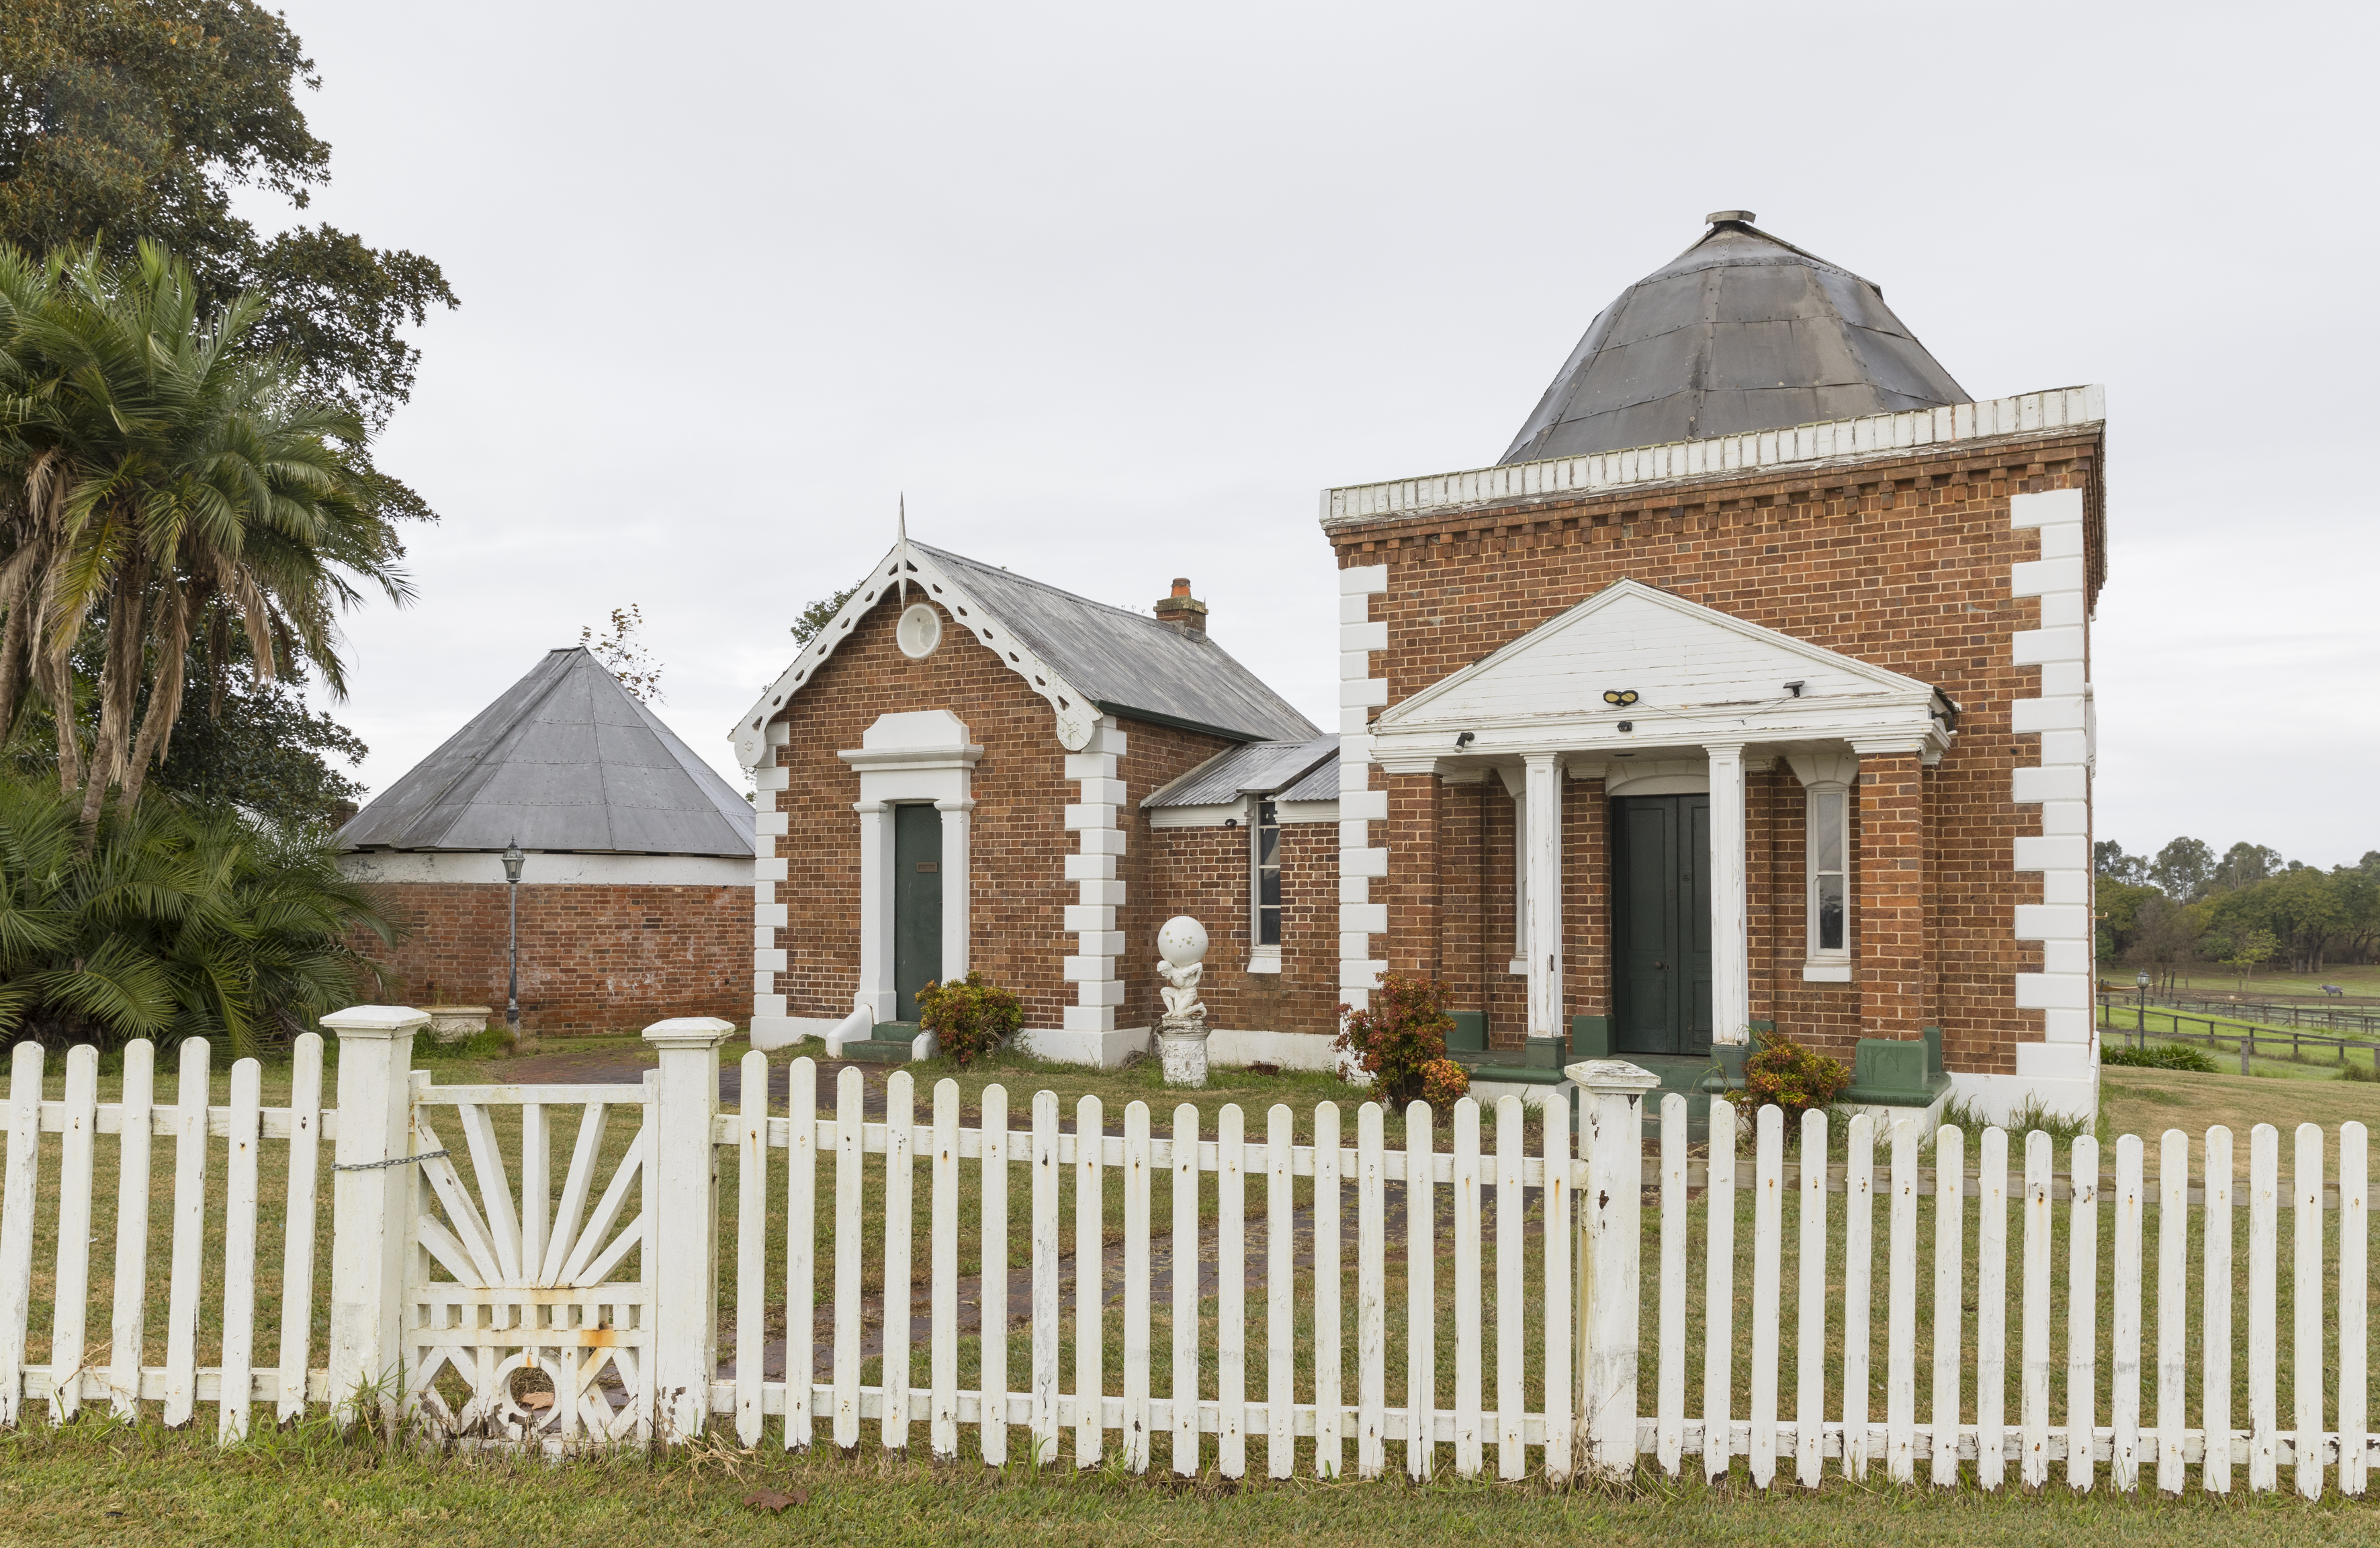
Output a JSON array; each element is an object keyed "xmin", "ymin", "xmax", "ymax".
[
  {"xmin": 1569, "ymin": 1059, "xmax": 1659, "ymax": 1479},
  {"xmin": 644, "ymin": 1016, "xmax": 733, "ymax": 1443},
  {"xmin": 322, "ymin": 1006, "xmax": 425, "ymax": 1431}
]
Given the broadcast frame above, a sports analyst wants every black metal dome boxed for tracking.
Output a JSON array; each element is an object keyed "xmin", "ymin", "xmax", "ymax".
[{"xmin": 1499, "ymin": 214, "xmax": 1971, "ymax": 464}]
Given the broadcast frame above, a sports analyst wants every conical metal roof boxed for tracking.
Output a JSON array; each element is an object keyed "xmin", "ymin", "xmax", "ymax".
[
  {"xmin": 338, "ymin": 648, "xmax": 756, "ymax": 857},
  {"xmin": 1499, "ymin": 213, "xmax": 1970, "ymax": 464}
]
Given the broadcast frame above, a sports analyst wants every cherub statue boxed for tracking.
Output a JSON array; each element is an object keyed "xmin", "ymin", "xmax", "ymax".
[{"xmin": 1155, "ymin": 915, "xmax": 1209, "ymax": 1024}]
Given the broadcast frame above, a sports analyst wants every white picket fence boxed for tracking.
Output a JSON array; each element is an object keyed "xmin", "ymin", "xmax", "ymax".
[{"xmin": 0, "ymin": 1014, "xmax": 2373, "ymax": 1501}]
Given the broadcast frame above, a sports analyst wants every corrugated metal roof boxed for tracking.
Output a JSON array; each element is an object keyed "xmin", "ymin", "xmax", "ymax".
[
  {"xmin": 1274, "ymin": 749, "xmax": 1341, "ymax": 803},
  {"xmin": 339, "ymin": 648, "xmax": 756, "ymax": 857},
  {"xmin": 1143, "ymin": 734, "xmax": 1337, "ymax": 808},
  {"xmin": 1500, "ymin": 216, "xmax": 1970, "ymax": 464},
  {"xmin": 917, "ymin": 544, "xmax": 1318, "ymax": 745}
]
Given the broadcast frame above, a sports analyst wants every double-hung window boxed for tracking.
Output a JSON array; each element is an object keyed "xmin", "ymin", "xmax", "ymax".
[
  {"xmin": 1804, "ymin": 782, "xmax": 1852, "ymax": 978},
  {"xmin": 1251, "ymin": 799, "xmax": 1283, "ymax": 972}
]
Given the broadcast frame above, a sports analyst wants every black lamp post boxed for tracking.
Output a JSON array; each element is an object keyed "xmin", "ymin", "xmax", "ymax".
[
  {"xmin": 2135, "ymin": 968, "xmax": 2150, "ymax": 1048},
  {"xmin": 502, "ymin": 838, "xmax": 526, "ymax": 1031}
]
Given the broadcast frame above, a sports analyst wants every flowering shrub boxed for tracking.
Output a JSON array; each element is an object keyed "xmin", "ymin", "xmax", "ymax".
[
  {"xmin": 1336, "ymin": 972, "xmax": 1462, "ymax": 1108},
  {"xmin": 1418, "ymin": 1057, "xmax": 1470, "ymax": 1110},
  {"xmin": 1740, "ymin": 1030, "xmax": 1851, "ymax": 1122},
  {"xmin": 914, "ymin": 972, "xmax": 1024, "ymax": 1067}
]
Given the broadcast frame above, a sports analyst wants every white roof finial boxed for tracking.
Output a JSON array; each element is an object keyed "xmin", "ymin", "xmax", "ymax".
[{"xmin": 897, "ymin": 492, "xmax": 908, "ymax": 603}]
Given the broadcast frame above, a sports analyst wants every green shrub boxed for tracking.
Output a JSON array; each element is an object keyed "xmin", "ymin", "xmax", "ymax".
[
  {"xmin": 0, "ymin": 774, "xmax": 395, "ymax": 1056},
  {"xmin": 2340, "ymin": 1055, "xmax": 2379, "ymax": 1084},
  {"xmin": 915, "ymin": 972, "xmax": 1024, "ymax": 1067},
  {"xmin": 1741, "ymin": 1030, "xmax": 1851, "ymax": 1123},
  {"xmin": 1337, "ymin": 972, "xmax": 1459, "ymax": 1108},
  {"xmin": 2103, "ymin": 1041, "xmax": 2217, "ymax": 1072}
]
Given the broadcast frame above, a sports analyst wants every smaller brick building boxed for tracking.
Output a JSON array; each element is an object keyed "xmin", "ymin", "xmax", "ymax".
[
  {"xmin": 338, "ymin": 647, "xmax": 755, "ymax": 1033},
  {"xmin": 734, "ymin": 549, "xmax": 1325, "ymax": 1066}
]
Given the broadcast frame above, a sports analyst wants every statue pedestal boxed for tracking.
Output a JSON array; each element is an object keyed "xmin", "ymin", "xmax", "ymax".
[{"xmin": 1157, "ymin": 1015, "xmax": 1211, "ymax": 1087}]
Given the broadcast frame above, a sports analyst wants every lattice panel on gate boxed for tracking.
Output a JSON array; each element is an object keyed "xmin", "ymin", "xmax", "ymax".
[{"xmin": 405, "ymin": 1081, "xmax": 655, "ymax": 1445}]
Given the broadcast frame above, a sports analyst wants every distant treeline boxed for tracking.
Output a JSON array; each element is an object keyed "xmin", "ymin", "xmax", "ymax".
[{"xmin": 2093, "ymin": 838, "xmax": 2379, "ymax": 985}]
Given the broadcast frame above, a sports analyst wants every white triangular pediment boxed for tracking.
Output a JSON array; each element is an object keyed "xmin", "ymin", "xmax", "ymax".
[
  {"xmin": 729, "ymin": 542, "xmax": 1096, "ymax": 768},
  {"xmin": 1380, "ymin": 578, "xmax": 1930, "ymax": 729}
]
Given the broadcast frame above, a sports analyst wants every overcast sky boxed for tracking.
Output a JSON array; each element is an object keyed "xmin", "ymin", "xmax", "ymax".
[{"xmin": 256, "ymin": 1, "xmax": 2377, "ymax": 868}]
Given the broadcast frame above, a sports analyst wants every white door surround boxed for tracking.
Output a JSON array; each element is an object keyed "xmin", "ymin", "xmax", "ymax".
[
  {"xmin": 836, "ymin": 710, "xmax": 981, "ymax": 1023},
  {"xmin": 1373, "ymin": 580, "xmax": 1953, "ymax": 1049}
]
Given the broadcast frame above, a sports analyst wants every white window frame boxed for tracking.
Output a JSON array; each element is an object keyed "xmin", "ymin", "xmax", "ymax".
[
  {"xmin": 1249, "ymin": 797, "xmax": 1283, "ymax": 973},
  {"xmin": 1802, "ymin": 779, "xmax": 1853, "ymax": 981}
]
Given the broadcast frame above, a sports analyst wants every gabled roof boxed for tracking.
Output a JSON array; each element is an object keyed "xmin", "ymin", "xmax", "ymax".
[
  {"xmin": 1500, "ymin": 214, "xmax": 1970, "ymax": 464},
  {"xmin": 340, "ymin": 648, "xmax": 756, "ymax": 857},
  {"xmin": 731, "ymin": 540, "xmax": 1317, "ymax": 767},
  {"xmin": 1141, "ymin": 734, "xmax": 1337, "ymax": 809}
]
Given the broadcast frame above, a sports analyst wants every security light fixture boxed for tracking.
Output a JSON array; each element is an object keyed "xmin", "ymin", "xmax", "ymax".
[
  {"xmin": 1784, "ymin": 680, "xmax": 1806, "ymax": 697},
  {"xmin": 1454, "ymin": 731, "xmax": 1475, "ymax": 749},
  {"xmin": 1601, "ymin": 689, "xmax": 1640, "ymax": 707},
  {"xmin": 1616, "ymin": 720, "xmax": 1634, "ymax": 733}
]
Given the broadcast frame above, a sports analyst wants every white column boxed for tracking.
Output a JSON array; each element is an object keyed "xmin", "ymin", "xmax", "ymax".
[
  {"xmin": 1706, "ymin": 740, "xmax": 1750, "ymax": 1045},
  {"xmin": 644, "ymin": 1016, "xmax": 734, "ymax": 1442},
  {"xmin": 322, "ymin": 1004, "xmax": 426, "ymax": 1432},
  {"xmin": 1523, "ymin": 752, "xmax": 1564, "ymax": 1040},
  {"xmin": 854, "ymin": 801, "xmax": 896, "ymax": 1022},
  {"xmin": 937, "ymin": 798, "xmax": 973, "ymax": 984},
  {"xmin": 1337, "ymin": 564, "xmax": 1391, "ymax": 1010},
  {"xmin": 1568, "ymin": 1058, "xmax": 1660, "ymax": 1477},
  {"xmin": 1063, "ymin": 718, "xmax": 1129, "ymax": 1043},
  {"xmin": 2009, "ymin": 486, "xmax": 2098, "ymax": 1115},
  {"xmin": 750, "ymin": 721, "xmax": 792, "ymax": 1040}
]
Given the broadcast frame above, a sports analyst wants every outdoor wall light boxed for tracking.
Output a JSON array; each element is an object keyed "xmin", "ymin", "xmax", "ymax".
[
  {"xmin": 1454, "ymin": 731, "xmax": 1475, "ymax": 748},
  {"xmin": 1601, "ymin": 689, "xmax": 1640, "ymax": 707},
  {"xmin": 1616, "ymin": 720, "xmax": 1634, "ymax": 732},
  {"xmin": 1784, "ymin": 680, "xmax": 1806, "ymax": 697}
]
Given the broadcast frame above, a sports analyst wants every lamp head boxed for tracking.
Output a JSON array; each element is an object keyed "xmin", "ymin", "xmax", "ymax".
[{"xmin": 502, "ymin": 838, "xmax": 525, "ymax": 884}]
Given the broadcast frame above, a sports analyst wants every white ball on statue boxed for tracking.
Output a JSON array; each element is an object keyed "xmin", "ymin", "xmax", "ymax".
[{"xmin": 1157, "ymin": 915, "xmax": 1208, "ymax": 968}]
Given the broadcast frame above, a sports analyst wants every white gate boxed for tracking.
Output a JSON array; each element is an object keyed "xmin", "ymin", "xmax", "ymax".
[{"xmin": 402, "ymin": 1077, "xmax": 656, "ymax": 1443}]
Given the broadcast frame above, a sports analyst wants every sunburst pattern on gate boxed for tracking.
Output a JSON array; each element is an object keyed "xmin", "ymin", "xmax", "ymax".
[{"xmin": 404, "ymin": 1091, "xmax": 655, "ymax": 1445}]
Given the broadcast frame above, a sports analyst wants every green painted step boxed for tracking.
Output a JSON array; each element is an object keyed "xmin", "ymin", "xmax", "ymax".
[{"xmin": 840, "ymin": 1024, "xmax": 922, "ymax": 1064}]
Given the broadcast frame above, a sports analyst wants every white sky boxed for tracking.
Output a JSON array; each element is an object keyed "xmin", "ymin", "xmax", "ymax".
[{"xmin": 255, "ymin": 1, "xmax": 2377, "ymax": 868}]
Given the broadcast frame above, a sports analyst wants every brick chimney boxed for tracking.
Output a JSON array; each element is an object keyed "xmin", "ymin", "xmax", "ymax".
[{"xmin": 1153, "ymin": 576, "xmax": 1207, "ymax": 635}]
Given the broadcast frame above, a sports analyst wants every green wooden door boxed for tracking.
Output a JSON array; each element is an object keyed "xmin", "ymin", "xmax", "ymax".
[
  {"xmin": 1611, "ymin": 793, "xmax": 1713, "ymax": 1056},
  {"xmin": 893, "ymin": 804, "xmax": 943, "ymax": 1023}
]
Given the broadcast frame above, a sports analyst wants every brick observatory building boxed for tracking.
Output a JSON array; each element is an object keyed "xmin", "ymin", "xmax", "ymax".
[
  {"xmin": 338, "ymin": 647, "xmax": 755, "ymax": 1033},
  {"xmin": 741, "ymin": 212, "xmax": 2105, "ymax": 1121},
  {"xmin": 1330, "ymin": 212, "xmax": 2104, "ymax": 1122}
]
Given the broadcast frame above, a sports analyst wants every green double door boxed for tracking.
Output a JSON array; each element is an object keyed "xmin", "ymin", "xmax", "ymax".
[
  {"xmin": 1611, "ymin": 793, "xmax": 1714, "ymax": 1058},
  {"xmin": 893, "ymin": 804, "xmax": 942, "ymax": 1023}
]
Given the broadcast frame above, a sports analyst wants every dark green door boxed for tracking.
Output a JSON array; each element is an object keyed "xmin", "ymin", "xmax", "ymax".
[
  {"xmin": 1611, "ymin": 794, "xmax": 1712, "ymax": 1056},
  {"xmin": 893, "ymin": 804, "xmax": 942, "ymax": 1023}
]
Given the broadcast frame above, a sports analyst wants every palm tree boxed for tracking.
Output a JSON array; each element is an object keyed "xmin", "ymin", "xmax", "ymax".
[
  {"xmin": 0, "ymin": 240, "xmax": 408, "ymax": 830},
  {"xmin": 0, "ymin": 770, "xmax": 398, "ymax": 1056}
]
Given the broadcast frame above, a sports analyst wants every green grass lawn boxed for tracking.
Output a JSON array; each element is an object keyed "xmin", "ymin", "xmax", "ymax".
[{"xmin": 1, "ymin": 1416, "xmax": 2375, "ymax": 1547}]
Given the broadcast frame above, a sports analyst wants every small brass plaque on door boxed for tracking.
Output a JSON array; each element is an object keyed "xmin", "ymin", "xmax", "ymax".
[{"xmin": 914, "ymin": 861, "xmax": 938, "ymax": 873}]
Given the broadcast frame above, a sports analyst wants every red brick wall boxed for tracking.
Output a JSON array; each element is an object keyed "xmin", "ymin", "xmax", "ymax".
[
  {"xmin": 1141, "ymin": 819, "xmax": 1339, "ymax": 1034},
  {"xmin": 766, "ymin": 593, "xmax": 1237, "ymax": 1029},
  {"xmin": 1335, "ymin": 430, "xmax": 2104, "ymax": 1076},
  {"xmin": 357, "ymin": 882, "xmax": 748, "ymax": 1035}
]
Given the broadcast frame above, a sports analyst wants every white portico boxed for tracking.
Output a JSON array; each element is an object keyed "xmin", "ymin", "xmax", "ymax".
[{"xmin": 1371, "ymin": 579, "xmax": 1955, "ymax": 1051}]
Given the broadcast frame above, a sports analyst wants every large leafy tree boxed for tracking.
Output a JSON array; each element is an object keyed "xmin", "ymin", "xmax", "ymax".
[
  {"xmin": 0, "ymin": 239, "xmax": 407, "ymax": 827},
  {"xmin": 0, "ymin": 0, "xmax": 455, "ymax": 521},
  {"xmin": 0, "ymin": 766, "xmax": 392, "ymax": 1053}
]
